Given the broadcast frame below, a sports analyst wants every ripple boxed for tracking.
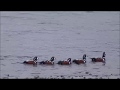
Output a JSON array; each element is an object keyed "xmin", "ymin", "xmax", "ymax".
[
  {"xmin": 91, "ymin": 51, "xmax": 103, "ymax": 52},
  {"xmin": 31, "ymin": 73, "xmax": 41, "ymax": 74},
  {"xmin": 1, "ymin": 64, "xmax": 6, "ymax": 66},
  {"xmin": 93, "ymin": 68, "xmax": 99, "ymax": 69}
]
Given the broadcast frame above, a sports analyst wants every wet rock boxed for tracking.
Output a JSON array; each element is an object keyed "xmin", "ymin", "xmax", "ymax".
[
  {"xmin": 3, "ymin": 77, "xmax": 9, "ymax": 79},
  {"xmin": 85, "ymin": 72, "xmax": 89, "ymax": 74},
  {"xmin": 7, "ymin": 74, "xmax": 9, "ymax": 77},
  {"xmin": 61, "ymin": 75, "xmax": 64, "ymax": 77},
  {"xmin": 34, "ymin": 76, "xmax": 39, "ymax": 79},
  {"xmin": 95, "ymin": 75, "xmax": 98, "ymax": 77}
]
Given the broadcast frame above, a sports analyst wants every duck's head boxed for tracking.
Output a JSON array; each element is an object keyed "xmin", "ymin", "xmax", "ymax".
[
  {"xmin": 83, "ymin": 54, "xmax": 86, "ymax": 60},
  {"xmin": 50, "ymin": 56, "xmax": 55, "ymax": 61},
  {"xmin": 67, "ymin": 58, "xmax": 71, "ymax": 62}
]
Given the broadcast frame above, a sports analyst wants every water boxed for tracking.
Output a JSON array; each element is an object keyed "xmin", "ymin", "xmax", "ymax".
[{"xmin": 0, "ymin": 11, "xmax": 120, "ymax": 79}]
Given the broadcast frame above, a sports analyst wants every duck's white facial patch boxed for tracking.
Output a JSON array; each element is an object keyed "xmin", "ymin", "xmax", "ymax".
[
  {"xmin": 103, "ymin": 58, "xmax": 105, "ymax": 61},
  {"xmin": 84, "ymin": 60, "xmax": 86, "ymax": 63},
  {"xmin": 52, "ymin": 62, "xmax": 54, "ymax": 64},
  {"xmin": 34, "ymin": 61, "xmax": 37, "ymax": 63},
  {"xmin": 69, "ymin": 62, "xmax": 71, "ymax": 64}
]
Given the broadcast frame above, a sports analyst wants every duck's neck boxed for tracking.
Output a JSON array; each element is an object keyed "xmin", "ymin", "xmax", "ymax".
[
  {"xmin": 102, "ymin": 52, "xmax": 106, "ymax": 58},
  {"xmin": 83, "ymin": 54, "xmax": 86, "ymax": 60}
]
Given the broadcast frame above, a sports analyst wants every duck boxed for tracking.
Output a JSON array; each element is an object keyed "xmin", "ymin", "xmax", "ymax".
[
  {"xmin": 39, "ymin": 57, "xmax": 55, "ymax": 65},
  {"xmin": 72, "ymin": 54, "xmax": 86, "ymax": 64},
  {"xmin": 23, "ymin": 56, "xmax": 38, "ymax": 65},
  {"xmin": 90, "ymin": 52, "xmax": 106, "ymax": 63},
  {"xmin": 57, "ymin": 58, "xmax": 71, "ymax": 65}
]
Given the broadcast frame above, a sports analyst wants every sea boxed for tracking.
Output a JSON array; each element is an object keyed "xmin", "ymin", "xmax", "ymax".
[{"xmin": 0, "ymin": 11, "xmax": 120, "ymax": 79}]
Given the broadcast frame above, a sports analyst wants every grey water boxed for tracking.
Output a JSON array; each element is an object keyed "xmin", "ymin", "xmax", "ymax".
[{"xmin": 0, "ymin": 11, "xmax": 120, "ymax": 79}]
